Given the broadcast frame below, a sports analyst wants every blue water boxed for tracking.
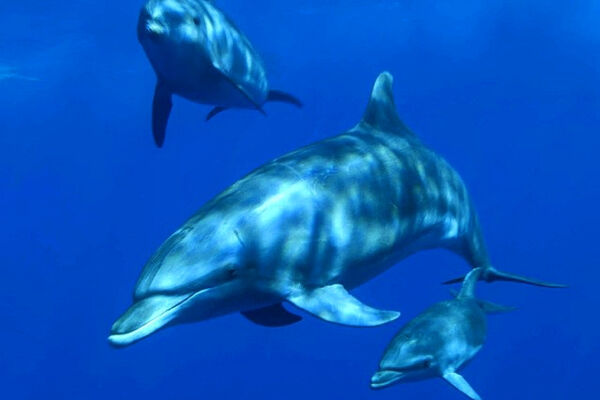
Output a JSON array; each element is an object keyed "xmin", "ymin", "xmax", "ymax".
[{"xmin": 1, "ymin": 1, "xmax": 598, "ymax": 398}]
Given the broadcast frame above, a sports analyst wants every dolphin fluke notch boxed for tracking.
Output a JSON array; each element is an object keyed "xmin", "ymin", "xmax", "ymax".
[
  {"xmin": 444, "ymin": 266, "xmax": 567, "ymax": 288},
  {"xmin": 286, "ymin": 284, "xmax": 400, "ymax": 327},
  {"xmin": 359, "ymin": 71, "xmax": 414, "ymax": 138}
]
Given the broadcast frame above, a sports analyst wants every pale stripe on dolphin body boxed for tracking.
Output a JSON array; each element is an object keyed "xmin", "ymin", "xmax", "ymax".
[{"xmin": 109, "ymin": 71, "xmax": 563, "ymax": 347}]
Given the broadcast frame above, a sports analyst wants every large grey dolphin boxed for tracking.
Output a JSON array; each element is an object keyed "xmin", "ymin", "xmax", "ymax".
[
  {"xmin": 138, "ymin": 0, "xmax": 302, "ymax": 147},
  {"xmin": 109, "ymin": 71, "xmax": 562, "ymax": 347},
  {"xmin": 371, "ymin": 268, "xmax": 513, "ymax": 399}
]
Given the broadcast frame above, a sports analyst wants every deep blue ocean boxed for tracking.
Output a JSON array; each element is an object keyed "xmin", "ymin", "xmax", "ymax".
[{"xmin": 1, "ymin": 1, "xmax": 598, "ymax": 399}]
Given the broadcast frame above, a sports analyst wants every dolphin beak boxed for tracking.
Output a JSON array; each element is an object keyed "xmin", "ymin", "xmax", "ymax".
[
  {"xmin": 370, "ymin": 370, "xmax": 405, "ymax": 389},
  {"xmin": 108, "ymin": 293, "xmax": 194, "ymax": 347}
]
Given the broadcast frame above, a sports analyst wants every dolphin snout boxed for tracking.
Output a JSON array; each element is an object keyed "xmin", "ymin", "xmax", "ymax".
[
  {"xmin": 108, "ymin": 293, "xmax": 192, "ymax": 347},
  {"xmin": 146, "ymin": 21, "xmax": 165, "ymax": 37},
  {"xmin": 138, "ymin": 7, "xmax": 165, "ymax": 41},
  {"xmin": 370, "ymin": 370, "xmax": 404, "ymax": 389}
]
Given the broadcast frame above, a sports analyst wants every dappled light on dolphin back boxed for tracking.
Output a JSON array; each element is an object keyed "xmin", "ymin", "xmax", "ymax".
[
  {"xmin": 109, "ymin": 71, "xmax": 563, "ymax": 347},
  {"xmin": 137, "ymin": 0, "xmax": 302, "ymax": 147}
]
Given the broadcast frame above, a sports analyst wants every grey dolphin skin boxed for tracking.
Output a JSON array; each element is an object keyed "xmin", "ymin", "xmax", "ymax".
[
  {"xmin": 138, "ymin": 0, "xmax": 302, "ymax": 147},
  {"xmin": 370, "ymin": 268, "xmax": 513, "ymax": 399},
  {"xmin": 108, "ymin": 71, "xmax": 562, "ymax": 347}
]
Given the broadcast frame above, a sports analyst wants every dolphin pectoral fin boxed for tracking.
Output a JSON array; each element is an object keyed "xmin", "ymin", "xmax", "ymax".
[
  {"xmin": 476, "ymin": 300, "xmax": 516, "ymax": 314},
  {"xmin": 443, "ymin": 275, "xmax": 467, "ymax": 285},
  {"xmin": 241, "ymin": 303, "xmax": 302, "ymax": 327},
  {"xmin": 267, "ymin": 90, "xmax": 303, "ymax": 108},
  {"xmin": 443, "ymin": 372, "xmax": 482, "ymax": 400},
  {"xmin": 205, "ymin": 106, "xmax": 228, "ymax": 121},
  {"xmin": 286, "ymin": 284, "xmax": 400, "ymax": 327},
  {"xmin": 152, "ymin": 81, "xmax": 172, "ymax": 148}
]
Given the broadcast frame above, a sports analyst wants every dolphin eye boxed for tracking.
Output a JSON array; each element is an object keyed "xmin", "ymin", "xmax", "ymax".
[
  {"xmin": 192, "ymin": 16, "xmax": 200, "ymax": 26},
  {"xmin": 225, "ymin": 264, "xmax": 237, "ymax": 279}
]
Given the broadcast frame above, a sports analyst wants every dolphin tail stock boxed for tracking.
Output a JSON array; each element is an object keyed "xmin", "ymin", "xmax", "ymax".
[
  {"xmin": 267, "ymin": 90, "xmax": 303, "ymax": 108},
  {"xmin": 443, "ymin": 266, "xmax": 567, "ymax": 288}
]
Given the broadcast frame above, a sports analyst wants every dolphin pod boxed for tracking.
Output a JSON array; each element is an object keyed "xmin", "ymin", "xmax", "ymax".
[
  {"xmin": 138, "ymin": 0, "xmax": 302, "ymax": 147},
  {"xmin": 109, "ymin": 72, "xmax": 562, "ymax": 348},
  {"xmin": 371, "ymin": 268, "xmax": 514, "ymax": 399}
]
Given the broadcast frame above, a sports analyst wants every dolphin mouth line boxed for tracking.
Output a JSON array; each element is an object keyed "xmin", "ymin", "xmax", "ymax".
[
  {"xmin": 370, "ymin": 369, "xmax": 405, "ymax": 389},
  {"xmin": 108, "ymin": 289, "xmax": 208, "ymax": 347}
]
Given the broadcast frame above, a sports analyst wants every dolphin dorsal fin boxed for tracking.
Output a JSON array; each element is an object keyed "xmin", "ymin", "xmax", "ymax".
[
  {"xmin": 457, "ymin": 268, "xmax": 483, "ymax": 299},
  {"xmin": 359, "ymin": 72, "xmax": 415, "ymax": 139}
]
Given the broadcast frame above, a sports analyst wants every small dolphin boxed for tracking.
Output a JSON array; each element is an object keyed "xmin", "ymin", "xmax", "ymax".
[
  {"xmin": 371, "ymin": 268, "xmax": 513, "ymax": 399},
  {"xmin": 138, "ymin": 0, "xmax": 302, "ymax": 147},
  {"xmin": 0, "ymin": 65, "xmax": 38, "ymax": 82},
  {"xmin": 109, "ymin": 71, "xmax": 562, "ymax": 347}
]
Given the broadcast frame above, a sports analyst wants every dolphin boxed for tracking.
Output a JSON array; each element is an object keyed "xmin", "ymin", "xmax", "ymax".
[
  {"xmin": 370, "ymin": 268, "xmax": 513, "ymax": 399},
  {"xmin": 138, "ymin": 0, "xmax": 302, "ymax": 147},
  {"xmin": 0, "ymin": 65, "xmax": 38, "ymax": 82},
  {"xmin": 108, "ymin": 71, "xmax": 562, "ymax": 347}
]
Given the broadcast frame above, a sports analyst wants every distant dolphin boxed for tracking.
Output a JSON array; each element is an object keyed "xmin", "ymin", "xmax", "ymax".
[
  {"xmin": 138, "ymin": 0, "xmax": 302, "ymax": 147},
  {"xmin": 0, "ymin": 65, "xmax": 38, "ymax": 82},
  {"xmin": 371, "ymin": 268, "xmax": 513, "ymax": 399},
  {"xmin": 109, "ymin": 71, "xmax": 562, "ymax": 347}
]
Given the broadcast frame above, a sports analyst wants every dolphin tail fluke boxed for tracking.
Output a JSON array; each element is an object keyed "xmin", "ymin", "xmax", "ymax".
[
  {"xmin": 443, "ymin": 266, "xmax": 567, "ymax": 288},
  {"xmin": 205, "ymin": 106, "xmax": 229, "ymax": 121},
  {"xmin": 482, "ymin": 266, "xmax": 567, "ymax": 288},
  {"xmin": 267, "ymin": 90, "xmax": 303, "ymax": 108}
]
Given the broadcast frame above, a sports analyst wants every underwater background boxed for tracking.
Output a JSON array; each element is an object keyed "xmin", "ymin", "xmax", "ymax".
[{"xmin": 1, "ymin": 0, "xmax": 598, "ymax": 398}]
